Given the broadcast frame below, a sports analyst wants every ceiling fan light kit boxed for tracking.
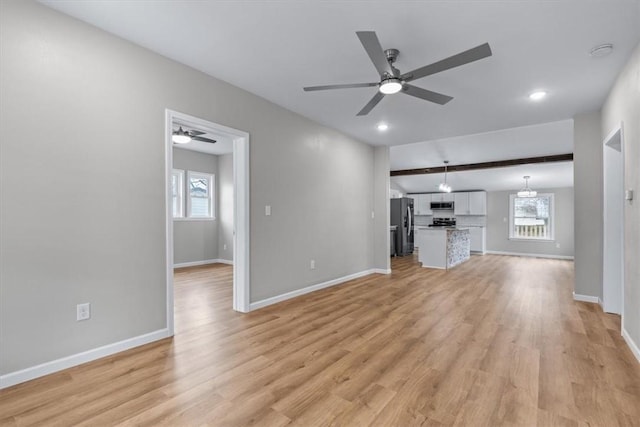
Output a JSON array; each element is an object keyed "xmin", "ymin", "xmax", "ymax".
[
  {"xmin": 303, "ymin": 31, "xmax": 492, "ymax": 116},
  {"xmin": 517, "ymin": 175, "xmax": 537, "ymax": 198},
  {"xmin": 172, "ymin": 127, "xmax": 191, "ymax": 144},
  {"xmin": 172, "ymin": 126, "xmax": 217, "ymax": 145},
  {"xmin": 379, "ymin": 78, "xmax": 403, "ymax": 94}
]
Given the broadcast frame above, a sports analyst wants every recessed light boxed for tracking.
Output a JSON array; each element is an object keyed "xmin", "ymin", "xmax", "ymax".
[
  {"xmin": 377, "ymin": 123, "xmax": 389, "ymax": 131},
  {"xmin": 529, "ymin": 91, "xmax": 547, "ymax": 101},
  {"xmin": 590, "ymin": 43, "xmax": 614, "ymax": 57}
]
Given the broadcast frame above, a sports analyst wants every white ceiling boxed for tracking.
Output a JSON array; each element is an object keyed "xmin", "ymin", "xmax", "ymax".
[{"xmin": 40, "ymin": 1, "xmax": 638, "ymax": 191}]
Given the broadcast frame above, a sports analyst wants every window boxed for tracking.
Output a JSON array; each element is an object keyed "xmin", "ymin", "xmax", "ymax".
[
  {"xmin": 509, "ymin": 193, "xmax": 554, "ymax": 240},
  {"xmin": 171, "ymin": 169, "xmax": 184, "ymax": 218},
  {"xmin": 187, "ymin": 171, "xmax": 215, "ymax": 219}
]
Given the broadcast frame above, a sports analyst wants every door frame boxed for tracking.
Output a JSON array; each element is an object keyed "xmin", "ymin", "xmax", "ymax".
[
  {"xmin": 165, "ymin": 109, "xmax": 251, "ymax": 335},
  {"xmin": 602, "ymin": 123, "xmax": 624, "ymax": 317}
]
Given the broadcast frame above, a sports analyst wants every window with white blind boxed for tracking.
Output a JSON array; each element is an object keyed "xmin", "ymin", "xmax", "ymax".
[
  {"xmin": 171, "ymin": 169, "xmax": 184, "ymax": 218},
  {"xmin": 509, "ymin": 193, "xmax": 554, "ymax": 241},
  {"xmin": 187, "ymin": 171, "xmax": 215, "ymax": 219}
]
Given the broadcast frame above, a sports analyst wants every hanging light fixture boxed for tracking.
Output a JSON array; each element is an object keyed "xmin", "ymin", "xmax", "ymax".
[
  {"xmin": 439, "ymin": 160, "xmax": 452, "ymax": 193},
  {"xmin": 517, "ymin": 175, "xmax": 537, "ymax": 197}
]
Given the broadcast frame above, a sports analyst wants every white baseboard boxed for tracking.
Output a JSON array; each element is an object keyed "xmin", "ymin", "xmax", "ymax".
[
  {"xmin": 573, "ymin": 292, "xmax": 600, "ymax": 304},
  {"xmin": 174, "ymin": 258, "xmax": 233, "ymax": 268},
  {"xmin": 372, "ymin": 268, "xmax": 391, "ymax": 274},
  {"xmin": 250, "ymin": 269, "xmax": 378, "ymax": 311},
  {"xmin": 485, "ymin": 250, "xmax": 574, "ymax": 260},
  {"xmin": 0, "ymin": 328, "xmax": 171, "ymax": 390},
  {"xmin": 622, "ymin": 328, "xmax": 640, "ymax": 363}
]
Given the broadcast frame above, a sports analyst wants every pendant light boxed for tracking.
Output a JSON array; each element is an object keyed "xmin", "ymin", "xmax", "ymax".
[
  {"xmin": 438, "ymin": 160, "xmax": 452, "ymax": 193},
  {"xmin": 517, "ymin": 175, "xmax": 537, "ymax": 198}
]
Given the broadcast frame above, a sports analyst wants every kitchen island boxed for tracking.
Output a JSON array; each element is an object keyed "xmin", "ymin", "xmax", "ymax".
[{"xmin": 418, "ymin": 227, "xmax": 470, "ymax": 269}]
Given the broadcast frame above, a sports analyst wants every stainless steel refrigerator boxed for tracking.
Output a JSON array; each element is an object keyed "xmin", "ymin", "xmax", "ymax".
[{"xmin": 390, "ymin": 197, "xmax": 414, "ymax": 256}]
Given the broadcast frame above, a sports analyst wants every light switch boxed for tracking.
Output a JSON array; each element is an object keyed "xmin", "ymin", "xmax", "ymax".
[{"xmin": 265, "ymin": 205, "xmax": 271, "ymax": 216}]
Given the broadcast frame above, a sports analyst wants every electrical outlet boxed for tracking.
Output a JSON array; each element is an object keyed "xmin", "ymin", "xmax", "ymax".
[
  {"xmin": 556, "ymin": 243, "xmax": 561, "ymax": 249},
  {"xmin": 223, "ymin": 244, "xmax": 227, "ymax": 250},
  {"xmin": 371, "ymin": 211, "xmax": 375, "ymax": 219},
  {"xmin": 310, "ymin": 259, "xmax": 315, "ymax": 270},
  {"xmin": 265, "ymin": 205, "xmax": 271, "ymax": 216},
  {"xmin": 77, "ymin": 303, "xmax": 91, "ymax": 321}
]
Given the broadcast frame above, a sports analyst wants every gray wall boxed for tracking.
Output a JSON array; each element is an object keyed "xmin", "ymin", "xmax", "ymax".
[
  {"xmin": 0, "ymin": 0, "xmax": 382, "ymax": 375},
  {"xmin": 573, "ymin": 111, "xmax": 603, "ymax": 298},
  {"xmin": 172, "ymin": 148, "xmax": 219, "ymax": 265},
  {"xmin": 602, "ymin": 42, "xmax": 640, "ymax": 354},
  {"xmin": 486, "ymin": 187, "xmax": 575, "ymax": 258},
  {"xmin": 217, "ymin": 153, "xmax": 234, "ymax": 262}
]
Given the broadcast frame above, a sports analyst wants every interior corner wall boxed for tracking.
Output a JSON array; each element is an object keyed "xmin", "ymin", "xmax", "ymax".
[
  {"xmin": 172, "ymin": 148, "xmax": 219, "ymax": 265},
  {"xmin": 486, "ymin": 187, "xmax": 574, "ymax": 258},
  {"xmin": 601, "ymin": 41, "xmax": 640, "ymax": 356},
  {"xmin": 573, "ymin": 111, "xmax": 603, "ymax": 299},
  {"xmin": 373, "ymin": 146, "xmax": 390, "ymax": 271},
  {"xmin": 217, "ymin": 153, "xmax": 234, "ymax": 262},
  {"xmin": 0, "ymin": 0, "xmax": 379, "ymax": 379}
]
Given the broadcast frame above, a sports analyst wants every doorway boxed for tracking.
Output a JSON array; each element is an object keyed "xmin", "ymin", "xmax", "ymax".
[
  {"xmin": 165, "ymin": 110, "xmax": 250, "ymax": 336},
  {"xmin": 602, "ymin": 125, "xmax": 624, "ymax": 315}
]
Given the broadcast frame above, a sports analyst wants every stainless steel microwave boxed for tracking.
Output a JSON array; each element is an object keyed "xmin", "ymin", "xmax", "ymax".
[{"xmin": 430, "ymin": 201, "xmax": 454, "ymax": 210}]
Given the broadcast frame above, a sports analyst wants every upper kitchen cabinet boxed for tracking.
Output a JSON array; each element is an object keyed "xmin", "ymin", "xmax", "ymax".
[
  {"xmin": 454, "ymin": 193, "xmax": 470, "ymax": 215},
  {"xmin": 411, "ymin": 194, "xmax": 432, "ymax": 215},
  {"xmin": 454, "ymin": 191, "xmax": 487, "ymax": 215},
  {"xmin": 431, "ymin": 193, "xmax": 454, "ymax": 202}
]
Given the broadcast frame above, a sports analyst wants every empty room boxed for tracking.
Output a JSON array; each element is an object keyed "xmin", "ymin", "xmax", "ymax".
[{"xmin": 1, "ymin": 1, "xmax": 640, "ymax": 425}]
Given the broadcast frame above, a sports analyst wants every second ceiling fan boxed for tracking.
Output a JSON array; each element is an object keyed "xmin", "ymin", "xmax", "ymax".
[{"xmin": 303, "ymin": 31, "xmax": 492, "ymax": 116}]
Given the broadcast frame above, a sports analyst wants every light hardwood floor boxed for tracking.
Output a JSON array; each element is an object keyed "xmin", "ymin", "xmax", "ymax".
[{"xmin": 1, "ymin": 255, "xmax": 640, "ymax": 426}]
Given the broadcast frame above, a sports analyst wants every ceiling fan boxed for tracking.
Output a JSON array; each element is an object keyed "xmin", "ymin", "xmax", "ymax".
[
  {"xmin": 172, "ymin": 126, "xmax": 217, "ymax": 144},
  {"xmin": 303, "ymin": 31, "xmax": 492, "ymax": 116}
]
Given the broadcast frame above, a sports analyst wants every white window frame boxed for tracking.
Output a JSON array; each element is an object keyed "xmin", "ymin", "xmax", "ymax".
[
  {"xmin": 509, "ymin": 193, "xmax": 555, "ymax": 241},
  {"xmin": 186, "ymin": 171, "xmax": 215, "ymax": 220},
  {"xmin": 171, "ymin": 169, "xmax": 184, "ymax": 218}
]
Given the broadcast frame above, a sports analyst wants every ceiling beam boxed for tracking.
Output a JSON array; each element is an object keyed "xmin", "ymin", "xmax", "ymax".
[{"xmin": 390, "ymin": 153, "xmax": 573, "ymax": 177}]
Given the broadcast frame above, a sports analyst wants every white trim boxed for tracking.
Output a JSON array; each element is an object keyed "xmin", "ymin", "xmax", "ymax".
[
  {"xmin": 372, "ymin": 268, "xmax": 391, "ymax": 274},
  {"xmin": 0, "ymin": 329, "xmax": 170, "ymax": 389},
  {"xmin": 233, "ymin": 133, "xmax": 250, "ymax": 313},
  {"xmin": 622, "ymin": 328, "xmax": 640, "ymax": 363},
  {"xmin": 166, "ymin": 110, "xmax": 250, "ymax": 316},
  {"xmin": 165, "ymin": 111, "xmax": 175, "ymax": 336},
  {"xmin": 485, "ymin": 250, "xmax": 574, "ymax": 260},
  {"xmin": 572, "ymin": 292, "xmax": 600, "ymax": 304},
  {"xmin": 249, "ymin": 269, "xmax": 378, "ymax": 311},
  {"xmin": 173, "ymin": 259, "xmax": 233, "ymax": 268}
]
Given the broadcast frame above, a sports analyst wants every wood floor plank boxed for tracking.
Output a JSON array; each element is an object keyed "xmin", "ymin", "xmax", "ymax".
[{"xmin": 1, "ymin": 254, "xmax": 640, "ymax": 426}]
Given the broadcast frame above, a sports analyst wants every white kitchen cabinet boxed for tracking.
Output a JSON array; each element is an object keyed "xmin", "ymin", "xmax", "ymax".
[
  {"xmin": 454, "ymin": 193, "xmax": 470, "ymax": 215},
  {"xmin": 431, "ymin": 193, "xmax": 454, "ymax": 202},
  {"xmin": 454, "ymin": 191, "xmax": 486, "ymax": 215},
  {"xmin": 411, "ymin": 194, "xmax": 432, "ymax": 215},
  {"xmin": 469, "ymin": 191, "xmax": 487, "ymax": 215},
  {"xmin": 469, "ymin": 226, "xmax": 486, "ymax": 253}
]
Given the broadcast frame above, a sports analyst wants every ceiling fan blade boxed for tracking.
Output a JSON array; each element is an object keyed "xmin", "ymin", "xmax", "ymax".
[
  {"xmin": 401, "ymin": 42, "xmax": 492, "ymax": 82},
  {"xmin": 303, "ymin": 82, "xmax": 378, "ymax": 91},
  {"xmin": 356, "ymin": 31, "xmax": 394, "ymax": 77},
  {"xmin": 191, "ymin": 136, "xmax": 217, "ymax": 144},
  {"xmin": 402, "ymin": 84, "xmax": 453, "ymax": 105},
  {"xmin": 188, "ymin": 130, "xmax": 205, "ymax": 136},
  {"xmin": 357, "ymin": 91, "xmax": 385, "ymax": 116}
]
